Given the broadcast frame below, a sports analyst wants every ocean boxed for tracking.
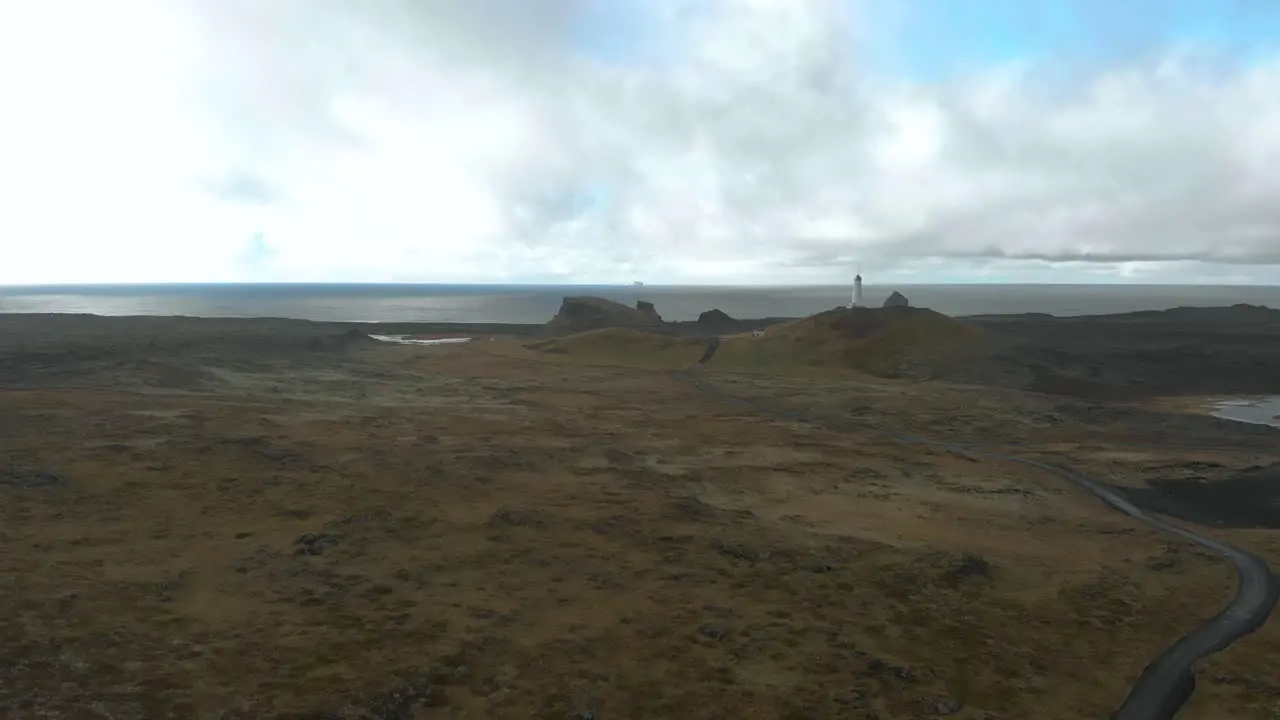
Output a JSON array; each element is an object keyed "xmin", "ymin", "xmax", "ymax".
[{"xmin": 1, "ymin": 283, "xmax": 1278, "ymax": 324}]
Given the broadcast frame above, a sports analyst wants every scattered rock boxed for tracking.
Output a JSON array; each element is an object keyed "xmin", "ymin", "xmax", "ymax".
[
  {"xmin": 1211, "ymin": 674, "xmax": 1280, "ymax": 696},
  {"xmin": 260, "ymin": 446, "xmax": 301, "ymax": 464},
  {"xmin": 837, "ymin": 689, "xmax": 871, "ymax": 709},
  {"xmin": 922, "ymin": 696, "xmax": 962, "ymax": 716},
  {"xmin": 489, "ymin": 508, "xmax": 547, "ymax": 528},
  {"xmin": 1, "ymin": 465, "xmax": 68, "ymax": 489},
  {"xmin": 588, "ymin": 514, "xmax": 632, "ymax": 536},
  {"xmin": 865, "ymin": 655, "xmax": 915, "ymax": 682},
  {"xmin": 56, "ymin": 592, "xmax": 79, "ymax": 613},
  {"xmin": 1146, "ymin": 545, "xmax": 1185, "ymax": 571},
  {"xmin": 698, "ymin": 623, "xmax": 732, "ymax": 641},
  {"xmin": 218, "ymin": 435, "xmax": 269, "ymax": 448},
  {"xmin": 950, "ymin": 552, "xmax": 992, "ymax": 581},
  {"xmin": 667, "ymin": 497, "xmax": 753, "ymax": 522},
  {"xmin": 669, "ymin": 497, "xmax": 719, "ymax": 520},
  {"xmin": 947, "ymin": 449, "xmax": 980, "ymax": 463},
  {"xmin": 711, "ymin": 539, "xmax": 765, "ymax": 563},
  {"xmin": 348, "ymin": 677, "xmax": 441, "ymax": 719},
  {"xmin": 1160, "ymin": 460, "xmax": 1228, "ymax": 472},
  {"xmin": 602, "ymin": 448, "xmax": 632, "ymax": 465},
  {"xmin": 340, "ymin": 509, "xmax": 394, "ymax": 525},
  {"xmin": 294, "ymin": 533, "xmax": 342, "ymax": 556}
]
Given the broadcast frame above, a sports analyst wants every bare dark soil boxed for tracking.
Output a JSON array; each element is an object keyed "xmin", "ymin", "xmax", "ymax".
[
  {"xmin": 1119, "ymin": 464, "xmax": 1280, "ymax": 529},
  {"xmin": 965, "ymin": 305, "xmax": 1280, "ymax": 400}
]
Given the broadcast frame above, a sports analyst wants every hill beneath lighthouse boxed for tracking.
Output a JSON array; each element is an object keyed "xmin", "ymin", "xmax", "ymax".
[{"xmin": 709, "ymin": 305, "xmax": 986, "ymax": 379}]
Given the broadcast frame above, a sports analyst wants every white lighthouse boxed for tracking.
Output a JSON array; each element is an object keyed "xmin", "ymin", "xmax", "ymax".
[{"xmin": 851, "ymin": 272, "xmax": 864, "ymax": 309}]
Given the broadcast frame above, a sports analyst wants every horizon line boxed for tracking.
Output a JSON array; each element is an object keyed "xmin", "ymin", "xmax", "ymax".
[{"xmin": 3, "ymin": 280, "xmax": 1279, "ymax": 289}]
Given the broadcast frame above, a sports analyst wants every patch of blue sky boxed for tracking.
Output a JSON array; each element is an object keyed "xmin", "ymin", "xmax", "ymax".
[
  {"xmin": 865, "ymin": 0, "xmax": 1280, "ymax": 83},
  {"xmin": 567, "ymin": 0, "xmax": 666, "ymax": 65},
  {"xmin": 1162, "ymin": 0, "xmax": 1280, "ymax": 61},
  {"xmin": 579, "ymin": 184, "xmax": 615, "ymax": 213},
  {"xmin": 533, "ymin": 184, "xmax": 615, "ymax": 224},
  {"xmin": 563, "ymin": 0, "xmax": 662, "ymax": 215}
]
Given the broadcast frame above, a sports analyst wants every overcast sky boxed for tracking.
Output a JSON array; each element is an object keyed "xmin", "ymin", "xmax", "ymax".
[{"xmin": 2, "ymin": 0, "xmax": 1279, "ymax": 285}]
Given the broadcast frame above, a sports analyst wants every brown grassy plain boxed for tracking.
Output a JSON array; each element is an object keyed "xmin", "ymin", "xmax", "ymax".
[{"xmin": 1, "ymin": 315, "xmax": 1277, "ymax": 718}]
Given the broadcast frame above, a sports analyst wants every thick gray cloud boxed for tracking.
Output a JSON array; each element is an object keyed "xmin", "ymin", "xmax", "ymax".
[{"xmin": 3, "ymin": 0, "xmax": 1280, "ymax": 283}]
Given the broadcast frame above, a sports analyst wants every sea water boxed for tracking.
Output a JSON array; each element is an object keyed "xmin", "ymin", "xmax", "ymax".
[{"xmin": 2, "ymin": 283, "xmax": 1279, "ymax": 324}]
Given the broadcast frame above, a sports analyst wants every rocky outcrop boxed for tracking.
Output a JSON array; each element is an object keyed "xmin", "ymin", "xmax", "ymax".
[
  {"xmin": 547, "ymin": 297, "xmax": 664, "ymax": 332},
  {"xmin": 696, "ymin": 309, "xmax": 735, "ymax": 329},
  {"xmin": 883, "ymin": 291, "xmax": 909, "ymax": 308},
  {"xmin": 635, "ymin": 301, "xmax": 663, "ymax": 322}
]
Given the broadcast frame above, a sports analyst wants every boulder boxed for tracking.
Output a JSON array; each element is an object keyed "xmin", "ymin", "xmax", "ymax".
[
  {"xmin": 883, "ymin": 291, "xmax": 909, "ymax": 308},
  {"xmin": 547, "ymin": 297, "xmax": 664, "ymax": 332}
]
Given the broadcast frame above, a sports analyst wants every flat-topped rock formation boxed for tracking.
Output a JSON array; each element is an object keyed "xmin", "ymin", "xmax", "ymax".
[{"xmin": 547, "ymin": 297, "xmax": 665, "ymax": 332}]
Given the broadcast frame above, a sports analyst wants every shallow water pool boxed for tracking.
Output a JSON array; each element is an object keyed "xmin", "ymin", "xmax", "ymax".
[
  {"xmin": 368, "ymin": 334, "xmax": 472, "ymax": 346},
  {"xmin": 1210, "ymin": 396, "xmax": 1280, "ymax": 428}
]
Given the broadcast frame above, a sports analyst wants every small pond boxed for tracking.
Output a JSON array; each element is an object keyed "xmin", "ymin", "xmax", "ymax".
[
  {"xmin": 369, "ymin": 334, "xmax": 472, "ymax": 346},
  {"xmin": 1210, "ymin": 396, "xmax": 1280, "ymax": 428}
]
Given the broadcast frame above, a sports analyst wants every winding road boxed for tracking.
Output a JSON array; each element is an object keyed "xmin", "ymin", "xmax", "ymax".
[{"xmin": 675, "ymin": 337, "xmax": 1278, "ymax": 720}]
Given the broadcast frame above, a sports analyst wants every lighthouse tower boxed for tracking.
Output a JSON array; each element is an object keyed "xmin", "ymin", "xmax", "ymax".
[{"xmin": 851, "ymin": 272, "xmax": 864, "ymax": 309}]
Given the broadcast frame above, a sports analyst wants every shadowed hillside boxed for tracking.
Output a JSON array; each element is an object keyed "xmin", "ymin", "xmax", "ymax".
[
  {"xmin": 522, "ymin": 298, "xmax": 1280, "ymax": 400},
  {"xmin": 966, "ymin": 304, "xmax": 1280, "ymax": 399}
]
